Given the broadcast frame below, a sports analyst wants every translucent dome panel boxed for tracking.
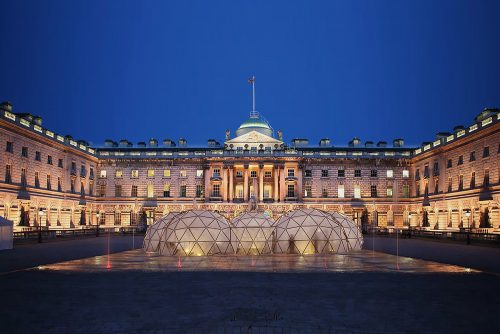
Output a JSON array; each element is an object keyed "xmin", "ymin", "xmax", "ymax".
[
  {"xmin": 275, "ymin": 209, "xmax": 363, "ymax": 254},
  {"xmin": 159, "ymin": 210, "xmax": 234, "ymax": 256},
  {"xmin": 232, "ymin": 211, "xmax": 275, "ymax": 255},
  {"xmin": 143, "ymin": 212, "xmax": 180, "ymax": 253}
]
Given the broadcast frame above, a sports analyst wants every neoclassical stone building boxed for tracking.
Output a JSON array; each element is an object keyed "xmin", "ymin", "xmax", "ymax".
[{"xmin": 0, "ymin": 101, "xmax": 498, "ymax": 231}]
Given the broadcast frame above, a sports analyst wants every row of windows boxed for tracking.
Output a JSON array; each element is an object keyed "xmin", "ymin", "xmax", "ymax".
[
  {"xmin": 304, "ymin": 169, "xmax": 405, "ymax": 178},
  {"xmin": 416, "ymin": 170, "xmax": 492, "ymax": 196},
  {"xmin": 303, "ymin": 184, "xmax": 409, "ymax": 198},
  {"xmin": 100, "ymin": 169, "xmax": 202, "ymax": 179},
  {"xmin": 5, "ymin": 142, "xmax": 94, "ymax": 177},
  {"xmin": 100, "ymin": 184, "xmax": 204, "ymax": 198}
]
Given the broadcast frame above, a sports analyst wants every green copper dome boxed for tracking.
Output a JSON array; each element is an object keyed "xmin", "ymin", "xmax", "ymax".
[{"xmin": 236, "ymin": 113, "xmax": 273, "ymax": 137}]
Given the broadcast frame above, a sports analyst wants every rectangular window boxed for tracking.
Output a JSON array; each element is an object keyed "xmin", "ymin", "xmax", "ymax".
[
  {"xmin": 415, "ymin": 169, "xmax": 420, "ymax": 180},
  {"xmin": 287, "ymin": 184, "xmax": 295, "ymax": 197},
  {"xmin": 304, "ymin": 170, "xmax": 312, "ymax": 178},
  {"xmin": 402, "ymin": 170, "xmax": 409, "ymax": 178},
  {"xmin": 423, "ymin": 166, "xmax": 429, "ymax": 178},
  {"xmin": 304, "ymin": 184, "xmax": 312, "ymax": 197},
  {"xmin": 57, "ymin": 177, "xmax": 62, "ymax": 192},
  {"xmin": 147, "ymin": 169, "xmax": 155, "ymax": 177},
  {"xmin": 196, "ymin": 170, "xmax": 204, "ymax": 178},
  {"xmin": 99, "ymin": 213, "xmax": 105, "ymax": 225},
  {"xmin": 147, "ymin": 184, "xmax": 154, "ymax": 198},
  {"xmin": 114, "ymin": 212, "xmax": 121, "ymax": 226},
  {"xmin": 35, "ymin": 151, "xmax": 41, "ymax": 161},
  {"xmin": 163, "ymin": 184, "xmax": 170, "ymax": 197},
  {"xmin": 338, "ymin": 170, "xmax": 345, "ymax": 178},
  {"xmin": 99, "ymin": 170, "xmax": 107, "ymax": 178},
  {"xmin": 321, "ymin": 170, "xmax": 329, "ymax": 177},
  {"xmin": 416, "ymin": 182, "xmax": 420, "ymax": 197},
  {"xmin": 264, "ymin": 171, "xmax": 272, "ymax": 178},
  {"xmin": 434, "ymin": 179, "xmax": 439, "ymax": 194},
  {"xmin": 386, "ymin": 170, "xmax": 393, "ymax": 178},
  {"xmin": 287, "ymin": 169, "xmax": 295, "ymax": 177},
  {"xmin": 46, "ymin": 175, "xmax": 51, "ymax": 190},
  {"xmin": 213, "ymin": 169, "xmax": 220, "ymax": 177},
  {"xmin": 163, "ymin": 169, "xmax": 171, "ymax": 177},
  {"xmin": 250, "ymin": 170, "xmax": 257, "ymax": 178},
  {"xmin": 21, "ymin": 168, "xmax": 27, "ymax": 186},
  {"xmin": 322, "ymin": 185, "xmax": 328, "ymax": 197},
  {"xmin": 131, "ymin": 170, "xmax": 139, "ymax": 178},
  {"xmin": 370, "ymin": 170, "xmax": 377, "ymax": 177},
  {"xmin": 89, "ymin": 167, "xmax": 94, "ymax": 179},
  {"xmin": 212, "ymin": 184, "xmax": 219, "ymax": 197},
  {"xmin": 402, "ymin": 185, "xmax": 409, "ymax": 198},
  {"xmin": 484, "ymin": 169, "xmax": 489, "ymax": 186},
  {"xmin": 6, "ymin": 141, "xmax": 13, "ymax": 153},
  {"xmin": 5, "ymin": 165, "xmax": 12, "ymax": 183},
  {"xmin": 483, "ymin": 146, "xmax": 489, "ymax": 158},
  {"xmin": 354, "ymin": 185, "xmax": 361, "ymax": 198},
  {"xmin": 115, "ymin": 185, "xmax": 122, "ymax": 197},
  {"xmin": 98, "ymin": 184, "xmax": 106, "ymax": 197},
  {"xmin": 458, "ymin": 175, "xmax": 463, "ymax": 191},
  {"xmin": 433, "ymin": 162, "xmax": 439, "ymax": 176},
  {"xmin": 448, "ymin": 177, "xmax": 452, "ymax": 193},
  {"xmin": 131, "ymin": 185, "xmax": 138, "ymax": 197},
  {"xmin": 35, "ymin": 171, "xmax": 40, "ymax": 188},
  {"xmin": 115, "ymin": 170, "xmax": 123, "ymax": 178},
  {"xmin": 70, "ymin": 178, "xmax": 75, "ymax": 193},
  {"xmin": 447, "ymin": 159, "xmax": 452, "ymax": 168},
  {"xmin": 370, "ymin": 185, "xmax": 377, "ymax": 198},
  {"xmin": 458, "ymin": 156, "xmax": 463, "ymax": 165},
  {"xmin": 58, "ymin": 159, "xmax": 63, "ymax": 168},
  {"xmin": 470, "ymin": 151, "xmax": 476, "ymax": 162},
  {"xmin": 179, "ymin": 170, "xmax": 187, "ymax": 177},
  {"xmin": 354, "ymin": 170, "xmax": 361, "ymax": 178},
  {"xmin": 180, "ymin": 185, "xmax": 187, "ymax": 197},
  {"xmin": 470, "ymin": 172, "xmax": 475, "ymax": 189},
  {"xmin": 337, "ymin": 184, "xmax": 345, "ymax": 198},
  {"xmin": 47, "ymin": 155, "xmax": 53, "ymax": 165},
  {"xmin": 196, "ymin": 185, "xmax": 204, "ymax": 197},
  {"xmin": 236, "ymin": 170, "xmax": 243, "ymax": 177},
  {"xmin": 21, "ymin": 146, "xmax": 28, "ymax": 157},
  {"xmin": 386, "ymin": 185, "xmax": 393, "ymax": 197}
]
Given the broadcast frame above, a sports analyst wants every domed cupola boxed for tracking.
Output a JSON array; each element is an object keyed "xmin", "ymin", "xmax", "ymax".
[{"xmin": 235, "ymin": 111, "xmax": 273, "ymax": 137}]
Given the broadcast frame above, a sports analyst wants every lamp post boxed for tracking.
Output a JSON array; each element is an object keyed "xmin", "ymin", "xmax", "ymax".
[
  {"xmin": 96, "ymin": 212, "xmax": 100, "ymax": 237},
  {"xmin": 464, "ymin": 210, "xmax": 471, "ymax": 245},
  {"xmin": 38, "ymin": 208, "xmax": 45, "ymax": 243},
  {"xmin": 408, "ymin": 213, "xmax": 413, "ymax": 238}
]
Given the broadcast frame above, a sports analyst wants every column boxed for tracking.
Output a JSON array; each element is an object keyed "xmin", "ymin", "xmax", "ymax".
[
  {"xmin": 204, "ymin": 165, "xmax": 211, "ymax": 201},
  {"xmin": 259, "ymin": 163, "xmax": 264, "ymax": 202},
  {"xmin": 222, "ymin": 168, "xmax": 228, "ymax": 202},
  {"xmin": 243, "ymin": 164, "xmax": 249, "ymax": 202},
  {"xmin": 297, "ymin": 164, "xmax": 303, "ymax": 201},
  {"xmin": 229, "ymin": 167, "xmax": 234, "ymax": 202},
  {"xmin": 273, "ymin": 166, "xmax": 279, "ymax": 202},
  {"xmin": 279, "ymin": 164, "xmax": 286, "ymax": 202}
]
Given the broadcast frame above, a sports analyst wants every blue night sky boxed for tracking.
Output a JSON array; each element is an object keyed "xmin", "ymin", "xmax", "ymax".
[{"xmin": 0, "ymin": 0, "xmax": 499, "ymax": 148}]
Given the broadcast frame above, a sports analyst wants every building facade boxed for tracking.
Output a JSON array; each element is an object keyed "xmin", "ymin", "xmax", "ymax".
[{"xmin": 0, "ymin": 101, "xmax": 498, "ymax": 231}]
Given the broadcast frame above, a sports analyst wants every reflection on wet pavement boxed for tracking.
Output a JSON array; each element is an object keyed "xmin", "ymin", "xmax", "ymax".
[{"xmin": 38, "ymin": 249, "xmax": 478, "ymax": 273}]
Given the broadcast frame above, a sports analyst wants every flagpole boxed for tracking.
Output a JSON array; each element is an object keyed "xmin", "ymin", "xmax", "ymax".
[{"xmin": 252, "ymin": 75, "xmax": 256, "ymax": 112}]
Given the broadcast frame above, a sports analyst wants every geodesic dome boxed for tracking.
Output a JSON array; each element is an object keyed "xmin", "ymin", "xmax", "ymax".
[
  {"xmin": 275, "ymin": 208, "xmax": 363, "ymax": 254},
  {"xmin": 143, "ymin": 212, "xmax": 180, "ymax": 253},
  {"xmin": 159, "ymin": 210, "xmax": 233, "ymax": 256},
  {"xmin": 329, "ymin": 212, "xmax": 364, "ymax": 250},
  {"xmin": 232, "ymin": 211, "xmax": 275, "ymax": 255}
]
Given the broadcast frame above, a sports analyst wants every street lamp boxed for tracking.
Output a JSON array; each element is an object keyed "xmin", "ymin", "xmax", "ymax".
[
  {"xmin": 408, "ymin": 213, "xmax": 413, "ymax": 238},
  {"xmin": 38, "ymin": 208, "xmax": 45, "ymax": 243},
  {"xmin": 96, "ymin": 212, "xmax": 100, "ymax": 237},
  {"xmin": 464, "ymin": 210, "xmax": 471, "ymax": 245}
]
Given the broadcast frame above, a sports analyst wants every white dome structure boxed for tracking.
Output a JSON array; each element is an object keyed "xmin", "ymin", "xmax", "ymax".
[
  {"xmin": 232, "ymin": 211, "xmax": 275, "ymax": 255},
  {"xmin": 274, "ymin": 208, "xmax": 363, "ymax": 254},
  {"xmin": 143, "ymin": 212, "xmax": 180, "ymax": 253},
  {"xmin": 158, "ymin": 210, "xmax": 233, "ymax": 256}
]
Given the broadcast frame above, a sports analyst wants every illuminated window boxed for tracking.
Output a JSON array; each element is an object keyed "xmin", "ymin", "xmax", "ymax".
[
  {"xmin": 370, "ymin": 185, "xmax": 377, "ymax": 198},
  {"xmin": 147, "ymin": 169, "xmax": 155, "ymax": 177},
  {"xmin": 337, "ymin": 184, "xmax": 344, "ymax": 198},
  {"xmin": 287, "ymin": 184, "xmax": 295, "ymax": 197},
  {"xmin": 196, "ymin": 185, "xmax": 204, "ymax": 197},
  {"xmin": 212, "ymin": 184, "xmax": 220, "ymax": 197},
  {"xmin": 115, "ymin": 170, "xmax": 123, "ymax": 178},
  {"xmin": 386, "ymin": 170, "xmax": 393, "ymax": 178},
  {"xmin": 147, "ymin": 184, "xmax": 154, "ymax": 198},
  {"xmin": 163, "ymin": 169, "xmax": 171, "ymax": 177},
  {"xmin": 322, "ymin": 185, "xmax": 328, "ymax": 197},
  {"xmin": 163, "ymin": 184, "xmax": 170, "ymax": 197},
  {"xmin": 180, "ymin": 170, "xmax": 187, "ymax": 177},
  {"xmin": 304, "ymin": 184, "xmax": 312, "ymax": 197},
  {"xmin": 99, "ymin": 170, "xmax": 107, "ymax": 178},
  {"xmin": 354, "ymin": 185, "xmax": 361, "ymax": 198},
  {"xmin": 131, "ymin": 170, "xmax": 139, "ymax": 178},
  {"xmin": 131, "ymin": 185, "xmax": 138, "ymax": 197},
  {"xmin": 402, "ymin": 170, "xmax": 409, "ymax": 178},
  {"xmin": 196, "ymin": 170, "xmax": 203, "ymax": 178},
  {"xmin": 114, "ymin": 212, "xmax": 121, "ymax": 226},
  {"xmin": 264, "ymin": 171, "xmax": 272, "ymax": 178},
  {"xmin": 386, "ymin": 186, "xmax": 393, "ymax": 197}
]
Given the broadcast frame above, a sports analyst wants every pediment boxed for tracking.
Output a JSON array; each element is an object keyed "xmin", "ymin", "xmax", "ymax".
[{"xmin": 225, "ymin": 130, "xmax": 283, "ymax": 146}]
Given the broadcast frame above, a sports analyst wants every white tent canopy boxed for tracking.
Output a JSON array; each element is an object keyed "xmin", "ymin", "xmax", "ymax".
[{"xmin": 0, "ymin": 216, "xmax": 14, "ymax": 250}]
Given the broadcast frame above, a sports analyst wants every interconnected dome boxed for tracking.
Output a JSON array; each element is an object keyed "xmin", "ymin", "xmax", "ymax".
[
  {"xmin": 159, "ymin": 210, "xmax": 233, "ymax": 256},
  {"xmin": 232, "ymin": 211, "xmax": 275, "ymax": 255},
  {"xmin": 143, "ymin": 208, "xmax": 363, "ymax": 256},
  {"xmin": 275, "ymin": 208, "xmax": 363, "ymax": 254},
  {"xmin": 235, "ymin": 113, "xmax": 273, "ymax": 137}
]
